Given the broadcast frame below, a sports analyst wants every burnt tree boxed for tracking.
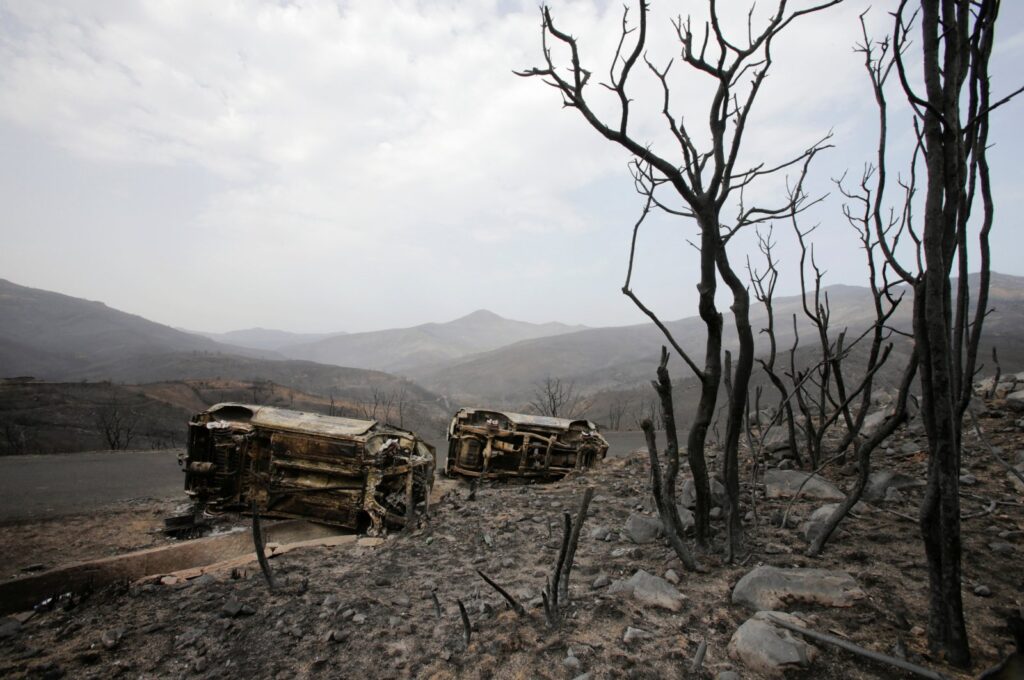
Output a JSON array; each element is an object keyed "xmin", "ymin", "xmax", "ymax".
[
  {"xmin": 875, "ymin": 0, "xmax": 1017, "ymax": 666},
  {"xmin": 519, "ymin": 0, "xmax": 838, "ymax": 560}
]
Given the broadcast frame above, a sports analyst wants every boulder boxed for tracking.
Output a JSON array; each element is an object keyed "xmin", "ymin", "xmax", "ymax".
[
  {"xmin": 732, "ymin": 566, "xmax": 865, "ymax": 610},
  {"xmin": 860, "ymin": 410, "xmax": 892, "ymax": 436},
  {"xmin": 763, "ymin": 470, "xmax": 843, "ymax": 501},
  {"xmin": 863, "ymin": 470, "xmax": 924, "ymax": 501},
  {"xmin": 681, "ymin": 477, "xmax": 726, "ymax": 509},
  {"xmin": 1005, "ymin": 390, "xmax": 1024, "ymax": 412},
  {"xmin": 728, "ymin": 611, "xmax": 817, "ymax": 677},
  {"xmin": 623, "ymin": 514, "xmax": 662, "ymax": 544},
  {"xmin": 801, "ymin": 504, "xmax": 839, "ymax": 544},
  {"xmin": 609, "ymin": 569, "xmax": 685, "ymax": 612},
  {"xmin": 675, "ymin": 505, "xmax": 696, "ymax": 531}
]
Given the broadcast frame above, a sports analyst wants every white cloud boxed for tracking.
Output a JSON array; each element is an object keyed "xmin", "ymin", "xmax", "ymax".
[{"xmin": 0, "ymin": 0, "xmax": 1021, "ymax": 332}]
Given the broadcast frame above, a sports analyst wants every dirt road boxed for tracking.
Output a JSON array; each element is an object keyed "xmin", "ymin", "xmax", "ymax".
[{"xmin": 0, "ymin": 449, "xmax": 185, "ymax": 523}]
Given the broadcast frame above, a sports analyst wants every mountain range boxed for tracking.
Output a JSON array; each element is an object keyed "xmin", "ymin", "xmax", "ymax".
[{"xmin": 3, "ymin": 273, "xmax": 1023, "ymax": 435}]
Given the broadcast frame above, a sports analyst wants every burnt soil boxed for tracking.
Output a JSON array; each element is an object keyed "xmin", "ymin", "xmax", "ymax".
[{"xmin": 1, "ymin": 408, "xmax": 1022, "ymax": 679}]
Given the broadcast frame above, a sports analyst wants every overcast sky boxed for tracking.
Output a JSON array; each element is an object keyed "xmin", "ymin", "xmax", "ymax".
[{"xmin": 1, "ymin": 0, "xmax": 1022, "ymax": 334}]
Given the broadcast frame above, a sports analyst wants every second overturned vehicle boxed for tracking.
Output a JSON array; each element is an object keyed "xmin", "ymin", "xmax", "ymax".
[
  {"xmin": 178, "ymin": 403, "xmax": 435, "ymax": 535},
  {"xmin": 446, "ymin": 408, "xmax": 608, "ymax": 480}
]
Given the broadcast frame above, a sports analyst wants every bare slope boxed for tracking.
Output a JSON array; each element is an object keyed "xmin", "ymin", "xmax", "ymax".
[
  {"xmin": 281, "ymin": 309, "xmax": 586, "ymax": 373},
  {"xmin": 0, "ymin": 278, "xmax": 269, "ymax": 378},
  {"xmin": 414, "ymin": 274, "xmax": 1024, "ymax": 406}
]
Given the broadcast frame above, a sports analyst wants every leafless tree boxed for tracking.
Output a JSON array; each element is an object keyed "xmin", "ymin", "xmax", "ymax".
[
  {"xmin": 529, "ymin": 376, "xmax": 589, "ymax": 419},
  {"xmin": 519, "ymin": 0, "xmax": 838, "ymax": 560},
  {"xmin": 96, "ymin": 401, "xmax": 139, "ymax": 450},
  {"xmin": 606, "ymin": 396, "xmax": 628, "ymax": 431},
  {"xmin": 867, "ymin": 0, "xmax": 1017, "ymax": 665}
]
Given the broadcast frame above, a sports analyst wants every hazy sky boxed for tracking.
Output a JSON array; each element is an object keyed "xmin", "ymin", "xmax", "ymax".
[{"xmin": 2, "ymin": 0, "xmax": 1022, "ymax": 333}]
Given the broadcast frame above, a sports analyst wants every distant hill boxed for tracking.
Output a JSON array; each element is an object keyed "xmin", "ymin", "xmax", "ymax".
[
  {"xmin": 0, "ymin": 278, "xmax": 270, "ymax": 378},
  {"xmin": 281, "ymin": 309, "xmax": 587, "ymax": 373},
  {"xmin": 412, "ymin": 274, "xmax": 1024, "ymax": 410},
  {"xmin": 187, "ymin": 327, "xmax": 343, "ymax": 352}
]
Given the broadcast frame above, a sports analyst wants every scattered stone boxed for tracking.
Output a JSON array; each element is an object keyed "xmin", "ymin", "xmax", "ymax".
[
  {"xmin": 802, "ymin": 504, "xmax": 839, "ymax": 544},
  {"xmin": 159, "ymin": 576, "xmax": 179, "ymax": 586},
  {"xmin": 592, "ymin": 574, "xmax": 611, "ymax": 589},
  {"xmin": 729, "ymin": 611, "xmax": 817, "ymax": 677},
  {"xmin": 352, "ymin": 613, "xmax": 367, "ymax": 624},
  {"xmin": 717, "ymin": 672, "xmax": 741, "ymax": 680},
  {"xmin": 589, "ymin": 526, "xmax": 611, "ymax": 541},
  {"xmin": 763, "ymin": 470, "xmax": 843, "ymax": 500},
  {"xmin": 681, "ymin": 478, "xmax": 726, "ymax": 508},
  {"xmin": 623, "ymin": 514, "xmax": 662, "ymax": 544},
  {"xmin": 1005, "ymin": 390, "xmax": 1024, "ymax": 412},
  {"xmin": 709, "ymin": 507, "xmax": 723, "ymax": 519},
  {"xmin": 664, "ymin": 569, "xmax": 680, "ymax": 585},
  {"xmin": 675, "ymin": 506, "xmax": 696, "ymax": 530},
  {"xmin": 563, "ymin": 653, "xmax": 581, "ymax": 670},
  {"xmin": 100, "ymin": 627, "xmax": 125, "ymax": 650},
  {"xmin": 959, "ymin": 473, "xmax": 977, "ymax": 486},
  {"xmin": 221, "ymin": 598, "xmax": 255, "ymax": 618},
  {"xmin": 884, "ymin": 487, "xmax": 906, "ymax": 502},
  {"xmin": 732, "ymin": 566, "xmax": 865, "ymax": 610},
  {"xmin": 988, "ymin": 542, "xmax": 1014, "ymax": 556},
  {"xmin": 973, "ymin": 584, "xmax": 992, "ymax": 597},
  {"xmin": 609, "ymin": 570, "xmax": 685, "ymax": 611},
  {"xmin": 623, "ymin": 626, "xmax": 652, "ymax": 644},
  {"xmin": 0, "ymin": 617, "xmax": 22, "ymax": 640}
]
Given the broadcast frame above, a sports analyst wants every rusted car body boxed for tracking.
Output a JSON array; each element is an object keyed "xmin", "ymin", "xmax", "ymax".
[
  {"xmin": 180, "ymin": 403, "xmax": 435, "ymax": 534},
  {"xmin": 445, "ymin": 408, "xmax": 608, "ymax": 480}
]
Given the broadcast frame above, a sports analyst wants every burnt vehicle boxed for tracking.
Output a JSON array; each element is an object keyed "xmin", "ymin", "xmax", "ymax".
[
  {"xmin": 445, "ymin": 408, "xmax": 608, "ymax": 480},
  {"xmin": 177, "ymin": 403, "xmax": 435, "ymax": 535}
]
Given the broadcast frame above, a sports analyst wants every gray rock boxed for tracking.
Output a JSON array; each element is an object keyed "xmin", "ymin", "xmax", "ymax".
[
  {"xmin": 221, "ymin": 598, "xmax": 255, "ymax": 618},
  {"xmin": 959, "ymin": 474, "xmax": 977, "ymax": 486},
  {"xmin": 1005, "ymin": 389, "xmax": 1024, "ymax": 412},
  {"xmin": 624, "ymin": 514, "xmax": 663, "ymax": 544},
  {"xmin": 623, "ymin": 626, "xmax": 652, "ymax": 644},
  {"xmin": 100, "ymin": 627, "xmax": 125, "ymax": 650},
  {"xmin": 680, "ymin": 478, "xmax": 726, "ymax": 509},
  {"xmin": 675, "ymin": 505, "xmax": 696, "ymax": 531},
  {"xmin": 716, "ymin": 673, "xmax": 741, "ymax": 680},
  {"xmin": 0, "ymin": 617, "xmax": 21, "ymax": 640},
  {"xmin": 729, "ymin": 611, "xmax": 817, "ymax": 677},
  {"xmin": 732, "ymin": 566, "xmax": 865, "ymax": 610},
  {"xmin": 563, "ymin": 654, "xmax": 581, "ymax": 670},
  {"xmin": 664, "ymin": 569, "xmax": 680, "ymax": 585},
  {"xmin": 884, "ymin": 487, "xmax": 906, "ymax": 502},
  {"xmin": 988, "ymin": 541, "xmax": 1014, "ymax": 556},
  {"xmin": 709, "ymin": 507, "xmax": 723, "ymax": 519},
  {"xmin": 973, "ymin": 584, "xmax": 992, "ymax": 597},
  {"xmin": 861, "ymin": 409, "xmax": 892, "ymax": 436},
  {"xmin": 609, "ymin": 569, "xmax": 686, "ymax": 611},
  {"xmin": 589, "ymin": 526, "xmax": 611, "ymax": 541},
  {"xmin": 802, "ymin": 504, "xmax": 839, "ymax": 544},
  {"xmin": 592, "ymin": 574, "xmax": 611, "ymax": 589},
  {"xmin": 763, "ymin": 470, "xmax": 843, "ymax": 501},
  {"xmin": 864, "ymin": 470, "xmax": 924, "ymax": 501}
]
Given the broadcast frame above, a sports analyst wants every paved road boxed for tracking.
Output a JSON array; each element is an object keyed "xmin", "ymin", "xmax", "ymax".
[
  {"xmin": 0, "ymin": 450, "xmax": 185, "ymax": 523},
  {"xmin": 0, "ymin": 433, "xmax": 649, "ymax": 523}
]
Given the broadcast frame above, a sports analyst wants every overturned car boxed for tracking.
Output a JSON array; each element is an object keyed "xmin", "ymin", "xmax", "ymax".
[
  {"xmin": 445, "ymin": 408, "xmax": 608, "ymax": 480},
  {"xmin": 178, "ymin": 403, "xmax": 435, "ymax": 534}
]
